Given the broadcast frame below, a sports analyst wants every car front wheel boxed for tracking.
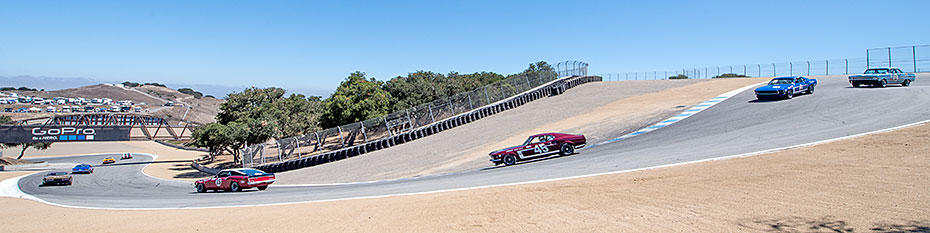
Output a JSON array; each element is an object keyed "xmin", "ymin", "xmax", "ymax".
[
  {"xmin": 196, "ymin": 184, "xmax": 206, "ymax": 193},
  {"xmin": 230, "ymin": 182, "xmax": 240, "ymax": 192},
  {"xmin": 502, "ymin": 154, "xmax": 517, "ymax": 166},
  {"xmin": 559, "ymin": 143, "xmax": 575, "ymax": 156},
  {"xmin": 852, "ymin": 82, "xmax": 860, "ymax": 88},
  {"xmin": 785, "ymin": 91, "xmax": 793, "ymax": 99}
]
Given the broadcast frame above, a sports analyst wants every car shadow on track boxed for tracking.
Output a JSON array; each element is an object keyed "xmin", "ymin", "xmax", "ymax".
[{"xmin": 479, "ymin": 153, "xmax": 577, "ymax": 171}]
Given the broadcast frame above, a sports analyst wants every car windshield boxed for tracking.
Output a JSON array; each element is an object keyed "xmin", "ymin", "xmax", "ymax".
[
  {"xmin": 239, "ymin": 169, "xmax": 267, "ymax": 177},
  {"xmin": 864, "ymin": 69, "xmax": 889, "ymax": 74},
  {"xmin": 523, "ymin": 136, "xmax": 536, "ymax": 145},
  {"xmin": 769, "ymin": 79, "xmax": 793, "ymax": 85}
]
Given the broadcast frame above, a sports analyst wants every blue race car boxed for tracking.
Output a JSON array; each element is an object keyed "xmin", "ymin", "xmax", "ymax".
[
  {"xmin": 72, "ymin": 164, "xmax": 94, "ymax": 174},
  {"xmin": 754, "ymin": 76, "xmax": 817, "ymax": 100}
]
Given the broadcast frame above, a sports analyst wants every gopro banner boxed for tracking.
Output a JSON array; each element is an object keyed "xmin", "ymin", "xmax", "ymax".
[{"xmin": 0, "ymin": 125, "xmax": 131, "ymax": 143}]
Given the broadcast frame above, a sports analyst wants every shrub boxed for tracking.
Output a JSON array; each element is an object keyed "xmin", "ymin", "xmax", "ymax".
[
  {"xmin": 712, "ymin": 73, "xmax": 749, "ymax": 78},
  {"xmin": 668, "ymin": 74, "xmax": 689, "ymax": 79}
]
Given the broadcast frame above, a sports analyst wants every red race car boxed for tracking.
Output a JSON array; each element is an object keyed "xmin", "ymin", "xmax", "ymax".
[
  {"xmin": 490, "ymin": 133, "xmax": 586, "ymax": 166},
  {"xmin": 194, "ymin": 168, "xmax": 275, "ymax": 193}
]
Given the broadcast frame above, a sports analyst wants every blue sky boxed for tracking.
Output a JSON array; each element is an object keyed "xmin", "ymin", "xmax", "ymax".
[{"xmin": 1, "ymin": 0, "xmax": 927, "ymax": 97}]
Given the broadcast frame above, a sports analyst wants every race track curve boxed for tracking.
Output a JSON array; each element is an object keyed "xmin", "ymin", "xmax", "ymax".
[{"xmin": 13, "ymin": 74, "xmax": 930, "ymax": 209}]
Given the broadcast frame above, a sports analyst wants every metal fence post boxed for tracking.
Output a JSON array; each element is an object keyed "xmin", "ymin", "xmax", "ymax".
[
  {"xmin": 743, "ymin": 65, "xmax": 746, "ymax": 76},
  {"xmin": 428, "ymin": 103, "xmax": 435, "ymax": 123},
  {"xmin": 704, "ymin": 67, "xmax": 707, "ymax": 79},
  {"xmin": 275, "ymin": 140, "xmax": 282, "ymax": 162},
  {"xmin": 888, "ymin": 47, "xmax": 892, "ymax": 68},
  {"xmin": 790, "ymin": 62, "xmax": 793, "ymax": 76},
  {"xmin": 467, "ymin": 94, "xmax": 473, "ymax": 109},
  {"xmin": 382, "ymin": 116, "xmax": 393, "ymax": 136},
  {"xmin": 845, "ymin": 59, "xmax": 848, "ymax": 74},
  {"xmin": 758, "ymin": 64, "xmax": 761, "ymax": 77},
  {"xmin": 826, "ymin": 60, "xmax": 829, "ymax": 75},
  {"xmin": 807, "ymin": 61, "xmax": 810, "ymax": 76},
  {"xmin": 337, "ymin": 126, "xmax": 344, "ymax": 148},
  {"xmin": 483, "ymin": 87, "xmax": 491, "ymax": 104},
  {"xmin": 405, "ymin": 108, "xmax": 413, "ymax": 129},
  {"xmin": 295, "ymin": 137, "xmax": 301, "ymax": 158},
  {"xmin": 524, "ymin": 75, "xmax": 531, "ymax": 87},
  {"xmin": 773, "ymin": 63, "xmax": 776, "ymax": 77},
  {"xmin": 867, "ymin": 49, "xmax": 870, "ymax": 68},
  {"xmin": 729, "ymin": 66, "xmax": 732, "ymax": 73},
  {"xmin": 314, "ymin": 131, "xmax": 321, "ymax": 151},
  {"xmin": 360, "ymin": 121, "xmax": 367, "ymax": 142},
  {"xmin": 447, "ymin": 97, "xmax": 454, "ymax": 115},
  {"xmin": 914, "ymin": 46, "xmax": 918, "ymax": 72}
]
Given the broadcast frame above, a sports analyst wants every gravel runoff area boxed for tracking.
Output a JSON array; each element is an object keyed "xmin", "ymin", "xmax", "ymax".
[
  {"xmin": 1, "ymin": 114, "xmax": 927, "ymax": 232},
  {"xmin": 276, "ymin": 78, "xmax": 774, "ymax": 184}
]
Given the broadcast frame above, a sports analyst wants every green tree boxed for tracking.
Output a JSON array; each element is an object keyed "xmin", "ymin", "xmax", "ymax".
[
  {"xmin": 668, "ymin": 74, "xmax": 689, "ymax": 79},
  {"xmin": 0, "ymin": 115, "xmax": 12, "ymax": 124},
  {"xmin": 216, "ymin": 87, "xmax": 286, "ymax": 125},
  {"xmin": 190, "ymin": 123, "xmax": 229, "ymax": 162},
  {"xmin": 320, "ymin": 72, "xmax": 393, "ymax": 128},
  {"xmin": 712, "ymin": 73, "xmax": 749, "ymax": 78},
  {"xmin": 3, "ymin": 142, "xmax": 53, "ymax": 160}
]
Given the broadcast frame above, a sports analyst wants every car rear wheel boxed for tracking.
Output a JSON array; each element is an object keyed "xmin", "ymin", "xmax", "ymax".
[
  {"xmin": 806, "ymin": 85, "xmax": 814, "ymax": 94},
  {"xmin": 502, "ymin": 154, "xmax": 517, "ymax": 166},
  {"xmin": 258, "ymin": 186, "xmax": 268, "ymax": 191},
  {"xmin": 559, "ymin": 143, "xmax": 574, "ymax": 156},
  {"xmin": 230, "ymin": 182, "xmax": 241, "ymax": 192},
  {"xmin": 879, "ymin": 79, "xmax": 887, "ymax": 88},
  {"xmin": 196, "ymin": 184, "xmax": 206, "ymax": 193},
  {"xmin": 902, "ymin": 79, "xmax": 911, "ymax": 87}
]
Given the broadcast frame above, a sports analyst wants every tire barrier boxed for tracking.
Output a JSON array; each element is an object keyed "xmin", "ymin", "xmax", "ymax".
[{"xmin": 244, "ymin": 75, "xmax": 601, "ymax": 173}]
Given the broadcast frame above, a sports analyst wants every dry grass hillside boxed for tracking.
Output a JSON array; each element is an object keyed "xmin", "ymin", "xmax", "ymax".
[
  {"xmin": 137, "ymin": 85, "xmax": 223, "ymax": 125},
  {"xmin": 2, "ymin": 84, "xmax": 223, "ymax": 125}
]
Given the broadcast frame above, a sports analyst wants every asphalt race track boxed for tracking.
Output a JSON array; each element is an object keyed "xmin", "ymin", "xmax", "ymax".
[{"xmin": 14, "ymin": 74, "xmax": 930, "ymax": 209}]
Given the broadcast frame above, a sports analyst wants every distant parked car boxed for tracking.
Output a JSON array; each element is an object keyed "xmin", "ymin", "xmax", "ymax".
[
  {"xmin": 121, "ymin": 153, "xmax": 133, "ymax": 160},
  {"xmin": 72, "ymin": 164, "xmax": 94, "ymax": 174},
  {"xmin": 102, "ymin": 157, "xmax": 116, "ymax": 164},
  {"xmin": 754, "ymin": 76, "xmax": 817, "ymax": 100},
  {"xmin": 194, "ymin": 168, "xmax": 276, "ymax": 193},
  {"xmin": 42, "ymin": 172, "xmax": 73, "ymax": 186},
  {"xmin": 848, "ymin": 67, "xmax": 915, "ymax": 88},
  {"xmin": 490, "ymin": 133, "xmax": 587, "ymax": 166}
]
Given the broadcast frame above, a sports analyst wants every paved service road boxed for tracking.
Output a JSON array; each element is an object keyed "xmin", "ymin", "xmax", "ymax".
[{"xmin": 15, "ymin": 74, "xmax": 930, "ymax": 209}]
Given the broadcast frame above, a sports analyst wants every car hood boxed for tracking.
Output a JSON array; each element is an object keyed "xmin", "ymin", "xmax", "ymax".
[
  {"xmin": 491, "ymin": 145, "xmax": 523, "ymax": 155},
  {"xmin": 756, "ymin": 84, "xmax": 792, "ymax": 91}
]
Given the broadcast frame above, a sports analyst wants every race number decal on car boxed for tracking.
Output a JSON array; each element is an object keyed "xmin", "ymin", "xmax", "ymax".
[
  {"xmin": 533, "ymin": 144, "xmax": 549, "ymax": 153},
  {"xmin": 215, "ymin": 178, "xmax": 222, "ymax": 186}
]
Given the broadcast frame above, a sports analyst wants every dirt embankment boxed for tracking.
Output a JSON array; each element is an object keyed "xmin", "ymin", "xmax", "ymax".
[
  {"xmin": 1, "ymin": 112, "xmax": 928, "ymax": 233},
  {"xmin": 277, "ymin": 78, "xmax": 770, "ymax": 184}
]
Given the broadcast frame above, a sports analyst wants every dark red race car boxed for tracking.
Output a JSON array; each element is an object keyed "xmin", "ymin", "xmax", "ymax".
[
  {"xmin": 490, "ymin": 133, "xmax": 586, "ymax": 166},
  {"xmin": 194, "ymin": 168, "xmax": 275, "ymax": 193}
]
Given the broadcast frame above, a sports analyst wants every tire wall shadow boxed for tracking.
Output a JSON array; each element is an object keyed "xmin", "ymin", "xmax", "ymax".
[{"xmin": 738, "ymin": 216, "xmax": 930, "ymax": 232}]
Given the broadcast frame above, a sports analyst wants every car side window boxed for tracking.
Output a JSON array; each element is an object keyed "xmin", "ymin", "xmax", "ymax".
[{"xmin": 217, "ymin": 171, "xmax": 230, "ymax": 178}]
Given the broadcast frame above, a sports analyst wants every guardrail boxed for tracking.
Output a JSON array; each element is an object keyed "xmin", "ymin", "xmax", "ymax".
[
  {"xmin": 599, "ymin": 44, "xmax": 929, "ymax": 81},
  {"xmin": 249, "ymin": 75, "xmax": 602, "ymax": 173},
  {"xmin": 241, "ymin": 61, "xmax": 589, "ymax": 168}
]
